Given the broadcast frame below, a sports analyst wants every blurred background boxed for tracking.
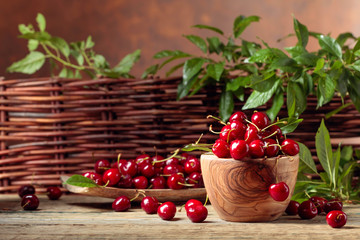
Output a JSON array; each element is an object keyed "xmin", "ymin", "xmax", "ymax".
[{"xmin": 1, "ymin": 0, "xmax": 360, "ymax": 79}]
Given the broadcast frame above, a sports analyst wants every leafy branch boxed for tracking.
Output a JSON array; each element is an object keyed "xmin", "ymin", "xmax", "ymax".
[{"xmin": 7, "ymin": 13, "xmax": 141, "ymax": 79}]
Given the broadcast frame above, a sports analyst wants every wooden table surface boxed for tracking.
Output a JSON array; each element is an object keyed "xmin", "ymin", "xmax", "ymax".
[{"xmin": 0, "ymin": 194, "xmax": 359, "ymax": 240}]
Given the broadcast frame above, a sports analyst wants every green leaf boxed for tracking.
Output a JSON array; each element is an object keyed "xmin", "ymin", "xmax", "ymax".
[
  {"xmin": 233, "ymin": 87, "xmax": 245, "ymax": 101},
  {"xmin": 278, "ymin": 117, "xmax": 303, "ymax": 134},
  {"xmin": 182, "ymin": 143, "xmax": 212, "ymax": 152},
  {"xmin": 85, "ymin": 36, "xmax": 95, "ymax": 49},
  {"xmin": 325, "ymin": 102, "xmax": 352, "ymax": 119},
  {"xmin": 182, "ymin": 58, "xmax": 205, "ymax": 85},
  {"xmin": 18, "ymin": 24, "xmax": 34, "ymax": 34},
  {"xmin": 318, "ymin": 35, "xmax": 343, "ymax": 59},
  {"xmin": 242, "ymin": 79, "xmax": 280, "ymax": 110},
  {"xmin": 177, "ymin": 73, "xmax": 199, "ymax": 100},
  {"xmin": 298, "ymin": 142, "xmax": 318, "ymax": 174},
  {"xmin": 336, "ymin": 32, "xmax": 356, "ymax": 46},
  {"xmin": 154, "ymin": 50, "xmax": 191, "ymax": 59},
  {"xmin": 341, "ymin": 145, "xmax": 353, "ymax": 162},
  {"xmin": 269, "ymin": 56, "xmax": 298, "ymax": 73},
  {"xmin": 233, "ymin": 15, "xmax": 260, "ymax": 38},
  {"xmin": 92, "ymin": 54, "xmax": 108, "ymax": 69},
  {"xmin": 28, "ymin": 39, "xmax": 39, "ymax": 51},
  {"xmin": 166, "ymin": 62, "xmax": 184, "ymax": 77},
  {"xmin": 184, "ymin": 35, "xmax": 207, "ymax": 53},
  {"xmin": 294, "ymin": 52, "xmax": 319, "ymax": 66},
  {"xmin": 71, "ymin": 49, "xmax": 84, "ymax": 66},
  {"xmin": 141, "ymin": 64, "xmax": 159, "ymax": 79},
  {"xmin": 207, "ymin": 37, "xmax": 222, "ymax": 54},
  {"xmin": 226, "ymin": 76, "xmax": 251, "ymax": 91},
  {"xmin": 337, "ymin": 68, "xmax": 349, "ymax": 99},
  {"xmin": 50, "ymin": 37, "xmax": 70, "ymax": 58},
  {"xmin": 112, "ymin": 49, "xmax": 141, "ymax": 74},
  {"xmin": 313, "ymin": 58, "xmax": 325, "ymax": 77},
  {"xmin": 332, "ymin": 145, "xmax": 341, "ymax": 189},
  {"xmin": 286, "ymin": 81, "xmax": 307, "ymax": 118},
  {"xmin": 7, "ymin": 51, "xmax": 46, "ymax": 74},
  {"xmin": 266, "ymin": 90, "xmax": 284, "ymax": 122},
  {"xmin": 65, "ymin": 174, "xmax": 99, "ymax": 188},
  {"xmin": 206, "ymin": 62, "xmax": 224, "ymax": 81},
  {"xmin": 219, "ymin": 90, "xmax": 234, "ymax": 121},
  {"xmin": 246, "ymin": 48, "xmax": 273, "ymax": 63},
  {"xmin": 250, "ymin": 73, "xmax": 277, "ymax": 92},
  {"xmin": 293, "ymin": 17, "xmax": 309, "ymax": 48},
  {"xmin": 192, "ymin": 24, "xmax": 224, "ymax": 35},
  {"xmin": 318, "ymin": 75, "xmax": 336, "ymax": 105},
  {"xmin": 36, "ymin": 13, "xmax": 46, "ymax": 32},
  {"xmin": 285, "ymin": 46, "xmax": 306, "ymax": 58},
  {"xmin": 315, "ymin": 119, "xmax": 333, "ymax": 185}
]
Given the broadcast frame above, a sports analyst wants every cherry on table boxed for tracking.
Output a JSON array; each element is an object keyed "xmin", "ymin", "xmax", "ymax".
[
  {"xmin": 157, "ymin": 201, "xmax": 177, "ymax": 220},
  {"xmin": 212, "ymin": 139, "xmax": 230, "ymax": 158},
  {"xmin": 18, "ymin": 185, "xmax": 35, "ymax": 198},
  {"xmin": 285, "ymin": 200, "xmax": 300, "ymax": 215},
  {"xmin": 112, "ymin": 195, "xmax": 131, "ymax": 212},
  {"xmin": 324, "ymin": 199, "xmax": 343, "ymax": 213},
  {"xmin": 141, "ymin": 196, "xmax": 159, "ymax": 214},
  {"xmin": 184, "ymin": 199, "xmax": 203, "ymax": 212},
  {"xmin": 94, "ymin": 159, "xmax": 111, "ymax": 174},
  {"xmin": 186, "ymin": 204, "xmax": 208, "ymax": 223},
  {"xmin": 269, "ymin": 182, "xmax": 289, "ymax": 201},
  {"xmin": 46, "ymin": 186, "xmax": 62, "ymax": 200},
  {"xmin": 298, "ymin": 200, "xmax": 318, "ymax": 219},
  {"xmin": 21, "ymin": 194, "xmax": 39, "ymax": 210},
  {"xmin": 309, "ymin": 196, "xmax": 327, "ymax": 214},
  {"xmin": 230, "ymin": 139, "xmax": 249, "ymax": 160},
  {"xmin": 326, "ymin": 210, "xmax": 347, "ymax": 228}
]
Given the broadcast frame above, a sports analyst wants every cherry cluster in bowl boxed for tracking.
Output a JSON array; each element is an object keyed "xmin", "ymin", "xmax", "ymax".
[
  {"xmin": 17, "ymin": 184, "xmax": 62, "ymax": 210},
  {"xmin": 112, "ymin": 194, "xmax": 208, "ymax": 223},
  {"xmin": 82, "ymin": 152, "xmax": 204, "ymax": 190},
  {"xmin": 211, "ymin": 111, "xmax": 299, "ymax": 160},
  {"xmin": 286, "ymin": 197, "xmax": 347, "ymax": 228}
]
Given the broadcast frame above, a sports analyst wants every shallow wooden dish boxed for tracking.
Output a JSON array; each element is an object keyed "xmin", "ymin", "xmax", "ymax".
[
  {"xmin": 61, "ymin": 175, "xmax": 207, "ymax": 202},
  {"xmin": 200, "ymin": 153, "xmax": 299, "ymax": 222}
]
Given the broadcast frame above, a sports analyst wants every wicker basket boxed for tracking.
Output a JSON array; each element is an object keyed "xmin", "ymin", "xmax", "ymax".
[{"xmin": 0, "ymin": 76, "xmax": 359, "ymax": 193}]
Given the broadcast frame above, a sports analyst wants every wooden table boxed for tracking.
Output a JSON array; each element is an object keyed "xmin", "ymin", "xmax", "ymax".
[{"xmin": 0, "ymin": 194, "xmax": 359, "ymax": 239}]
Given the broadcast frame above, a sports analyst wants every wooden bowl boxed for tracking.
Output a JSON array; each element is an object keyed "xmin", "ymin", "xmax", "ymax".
[{"xmin": 200, "ymin": 153, "xmax": 299, "ymax": 222}]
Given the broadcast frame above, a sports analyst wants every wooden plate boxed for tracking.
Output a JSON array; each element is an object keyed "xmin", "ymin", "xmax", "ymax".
[{"xmin": 61, "ymin": 175, "xmax": 207, "ymax": 202}]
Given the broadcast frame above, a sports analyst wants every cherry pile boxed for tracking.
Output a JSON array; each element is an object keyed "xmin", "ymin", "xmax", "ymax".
[
  {"xmin": 17, "ymin": 184, "xmax": 62, "ymax": 210},
  {"xmin": 286, "ymin": 197, "xmax": 347, "ymax": 228},
  {"xmin": 82, "ymin": 152, "xmax": 204, "ymax": 190},
  {"xmin": 211, "ymin": 111, "xmax": 299, "ymax": 160}
]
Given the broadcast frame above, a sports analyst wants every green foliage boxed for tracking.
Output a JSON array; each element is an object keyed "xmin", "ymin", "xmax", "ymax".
[
  {"xmin": 294, "ymin": 120, "xmax": 360, "ymax": 202},
  {"xmin": 143, "ymin": 14, "xmax": 360, "ymax": 122},
  {"xmin": 65, "ymin": 174, "xmax": 99, "ymax": 188},
  {"xmin": 7, "ymin": 13, "xmax": 140, "ymax": 79}
]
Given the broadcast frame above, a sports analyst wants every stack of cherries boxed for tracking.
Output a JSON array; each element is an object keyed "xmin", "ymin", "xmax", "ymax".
[
  {"xmin": 82, "ymin": 152, "xmax": 204, "ymax": 190},
  {"xmin": 18, "ymin": 184, "xmax": 62, "ymax": 210},
  {"xmin": 286, "ymin": 197, "xmax": 347, "ymax": 228},
  {"xmin": 211, "ymin": 111, "xmax": 299, "ymax": 160}
]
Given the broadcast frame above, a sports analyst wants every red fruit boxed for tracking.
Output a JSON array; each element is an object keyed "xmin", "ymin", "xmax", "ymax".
[
  {"xmin": 248, "ymin": 139, "xmax": 265, "ymax": 158},
  {"xmin": 285, "ymin": 200, "xmax": 300, "ymax": 215},
  {"xmin": 184, "ymin": 199, "xmax": 203, "ymax": 212},
  {"xmin": 167, "ymin": 173, "xmax": 185, "ymax": 190},
  {"xmin": 269, "ymin": 125, "xmax": 283, "ymax": 139},
  {"xmin": 117, "ymin": 174, "xmax": 133, "ymax": 188},
  {"xmin": 132, "ymin": 176, "xmax": 148, "ymax": 189},
  {"xmin": 163, "ymin": 164, "xmax": 182, "ymax": 175},
  {"xmin": 18, "ymin": 185, "xmax": 35, "ymax": 198},
  {"xmin": 324, "ymin": 199, "xmax": 343, "ymax": 213},
  {"xmin": 281, "ymin": 139, "xmax": 299, "ymax": 156},
  {"xmin": 229, "ymin": 139, "xmax": 249, "ymax": 160},
  {"xmin": 157, "ymin": 202, "xmax": 177, "ymax": 220},
  {"xmin": 186, "ymin": 172, "xmax": 204, "ymax": 188},
  {"xmin": 136, "ymin": 154, "xmax": 151, "ymax": 168},
  {"xmin": 269, "ymin": 182, "xmax": 289, "ymax": 201},
  {"xmin": 244, "ymin": 126, "xmax": 261, "ymax": 144},
  {"xmin": 219, "ymin": 125, "xmax": 232, "ymax": 142},
  {"xmin": 119, "ymin": 160, "xmax": 138, "ymax": 177},
  {"xmin": 82, "ymin": 171, "xmax": 104, "ymax": 185},
  {"xmin": 326, "ymin": 210, "xmax": 347, "ymax": 228},
  {"xmin": 141, "ymin": 196, "xmax": 159, "ymax": 214},
  {"xmin": 184, "ymin": 157, "xmax": 201, "ymax": 174},
  {"xmin": 309, "ymin": 196, "xmax": 328, "ymax": 214},
  {"xmin": 212, "ymin": 139, "xmax": 230, "ymax": 158},
  {"xmin": 94, "ymin": 159, "xmax": 111, "ymax": 174},
  {"xmin": 46, "ymin": 186, "xmax": 62, "ymax": 200},
  {"xmin": 186, "ymin": 204, "xmax": 208, "ymax": 223},
  {"xmin": 140, "ymin": 163, "xmax": 156, "ymax": 178},
  {"xmin": 251, "ymin": 112, "xmax": 270, "ymax": 129},
  {"xmin": 264, "ymin": 138, "xmax": 279, "ymax": 157},
  {"xmin": 229, "ymin": 111, "xmax": 248, "ymax": 123},
  {"xmin": 152, "ymin": 155, "xmax": 166, "ymax": 168},
  {"xmin": 298, "ymin": 200, "xmax": 318, "ymax": 219},
  {"xmin": 21, "ymin": 194, "xmax": 39, "ymax": 210},
  {"xmin": 112, "ymin": 196, "xmax": 131, "ymax": 212},
  {"xmin": 103, "ymin": 168, "xmax": 121, "ymax": 187},
  {"xmin": 150, "ymin": 176, "xmax": 166, "ymax": 189},
  {"xmin": 165, "ymin": 157, "xmax": 180, "ymax": 166}
]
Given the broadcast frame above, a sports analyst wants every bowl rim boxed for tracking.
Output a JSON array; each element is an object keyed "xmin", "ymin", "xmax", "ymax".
[{"xmin": 200, "ymin": 152, "xmax": 299, "ymax": 163}]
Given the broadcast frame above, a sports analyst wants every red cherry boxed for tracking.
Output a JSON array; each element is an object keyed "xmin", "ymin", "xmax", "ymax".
[
  {"xmin": 150, "ymin": 176, "xmax": 166, "ymax": 189},
  {"xmin": 152, "ymin": 155, "xmax": 166, "ymax": 168},
  {"xmin": 248, "ymin": 139, "xmax": 265, "ymax": 158},
  {"xmin": 165, "ymin": 157, "xmax": 180, "ymax": 166},
  {"xmin": 244, "ymin": 126, "xmax": 261, "ymax": 144},
  {"xmin": 281, "ymin": 139, "xmax": 299, "ymax": 156},
  {"xmin": 112, "ymin": 196, "xmax": 131, "ymax": 212},
  {"xmin": 184, "ymin": 157, "xmax": 201, "ymax": 174},
  {"xmin": 229, "ymin": 139, "xmax": 249, "ymax": 160},
  {"xmin": 167, "ymin": 173, "xmax": 185, "ymax": 190},
  {"xmin": 324, "ymin": 199, "xmax": 343, "ymax": 213},
  {"xmin": 21, "ymin": 194, "xmax": 39, "ymax": 210},
  {"xmin": 132, "ymin": 176, "xmax": 148, "ymax": 189},
  {"xmin": 264, "ymin": 138, "xmax": 279, "ymax": 157},
  {"xmin": 269, "ymin": 125, "xmax": 283, "ymax": 139},
  {"xmin": 298, "ymin": 200, "xmax": 318, "ymax": 219},
  {"xmin": 220, "ymin": 121, "xmax": 246, "ymax": 142},
  {"xmin": 186, "ymin": 172, "xmax": 204, "ymax": 188},
  {"xmin": 82, "ymin": 171, "xmax": 104, "ymax": 185},
  {"xmin": 285, "ymin": 200, "xmax": 300, "ymax": 215},
  {"xmin": 326, "ymin": 210, "xmax": 347, "ymax": 228},
  {"xmin": 157, "ymin": 202, "xmax": 177, "ymax": 220},
  {"xmin": 103, "ymin": 168, "xmax": 121, "ymax": 187},
  {"xmin": 119, "ymin": 160, "xmax": 138, "ymax": 177},
  {"xmin": 309, "ymin": 196, "xmax": 328, "ymax": 214},
  {"xmin": 184, "ymin": 199, "xmax": 203, "ymax": 212},
  {"xmin": 269, "ymin": 182, "xmax": 289, "ymax": 201},
  {"xmin": 212, "ymin": 139, "xmax": 230, "ymax": 158},
  {"xmin": 186, "ymin": 204, "xmax": 208, "ymax": 223},
  {"xmin": 136, "ymin": 154, "xmax": 151, "ymax": 168},
  {"xmin": 18, "ymin": 185, "xmax": 35, "ymax": 198},
  {"xmin": 251, "ymin": 112, "xmax": 270, "ymax": 129},
  {"xmin": 140, "ymin": 163, "xmax": 156, "ymax": 178},
  {"xmin": 46, "ymin": 186, "xmax": 62, "ymax": 200},
  {"xmin": 219, "ymin": 125, "xmax": 232, "ymax": 142},
  {"xmin": 229, "ymin": 111, "xmax": 248, "ymax": 123},
  {"xmin": 117, "ymin": 174, "xmax": 133, "ymax": 188},
  {"xmin": 163, "ymin": 164, "xmax": 182, "ymax": 175},
  {"xmin": 94, "ymin": 159, "xmax": 111, "ymax": 174},
  {"xmin": 141, "ymin": 196, "xmax": 159, "ymax": 214}
]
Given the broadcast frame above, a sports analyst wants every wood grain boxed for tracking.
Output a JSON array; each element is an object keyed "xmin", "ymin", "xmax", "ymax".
[{"xmin": 201, "ymin": 153, "xmax": 299, "ymax": 222}]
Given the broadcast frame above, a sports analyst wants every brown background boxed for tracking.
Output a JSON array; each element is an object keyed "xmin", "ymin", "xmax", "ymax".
[{"xmin": 1, "ymin": 0, "xmax": 360, "ymax": 79}]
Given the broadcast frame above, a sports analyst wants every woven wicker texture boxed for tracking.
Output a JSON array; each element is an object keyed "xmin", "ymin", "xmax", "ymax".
[{"xmin": 0, "ymin": 77, "xmax": 359, "ymax": 193}]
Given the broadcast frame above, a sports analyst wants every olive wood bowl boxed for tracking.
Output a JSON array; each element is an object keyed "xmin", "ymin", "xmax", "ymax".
[{"xmin": 200, "ymin": 152, "xmax": 299, "ymax": 222}]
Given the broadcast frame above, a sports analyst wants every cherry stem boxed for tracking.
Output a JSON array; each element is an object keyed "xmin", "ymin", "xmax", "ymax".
[
  {"xmin": 304, "ymin": 191, "xmax": 311, "ymax": 199},
  {"xmin": 178, "ymin": 182, "xmax": 194, "ymax": 187},
  {"xmin": 204, "ymin": 194, "xmax": 209, "ymax": 206},
  {"xmin": 195, "ymin": 133, "xmax": 204, "ymax": 145},
  {"xmin": 245, "ymin": 119, "xmax": 260, "ymax": 132},
  {"xmin": 130, "ymin": 190, "xmax": 146, "ymax": 201},
  {"xmin": 103, "ymin": 180, "xmax": 110, "ymax": 188},
  {"xmin": 226, "ymin": 129, "xmax": 235, "ymax": 143},
  {"xmin": 207, "ymin": 115, "xmax": 226, "ymax": 125},
  {"xmin": 22, "ymin": 200, "xmax": 30, "ymax": 208},
  {"xmin": 262, "ymin": 130, "xmax": 278, "ymax": 140},
  {"xmin": 152, "ymin": 148, "xmax": 180, "ymax": 165},
  {"xmin": 209, "ymin": 125, "xmax": 222, "ymax": 134},
  {"xmin": 261, "ymin": 121, "xmax": 287, "ymax": 132}
]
